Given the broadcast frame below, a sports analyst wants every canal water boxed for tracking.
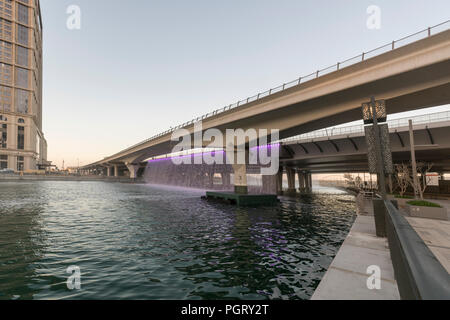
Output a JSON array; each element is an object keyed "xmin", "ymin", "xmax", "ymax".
[{"xmin": 0, "ymin": 181, "xmax": 355, "ymax": 300}]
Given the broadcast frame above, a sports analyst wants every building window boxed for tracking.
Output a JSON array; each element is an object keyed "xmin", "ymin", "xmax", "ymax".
[
  {"xmin": 17, "ymin": 125, "xmax": 24, "ymax": 150},
  {"xmin": 0, "ymin": 63, "xmax": 11, "ymax": 85},
  {"xmin": 0, "ymin": 154, "xmax": 7, "ymax": 169},
  {"xmin": 17, "ymin": 155, "xmax": 24, "ymax": 171},
  {"xmin": 0, "ymin": 41, "xmax": 12, "ymax": 63},
  {"xmin": 17, "ymin": 3, "xmax": 28, "ymax": 25},
  {"xmin": 0, "ymin": 1, "xmax": 12, "ymax": 20},
  {"xmin": 16, "ymin": 24, "xmax": 29, "ymax": 46},
  {"xmin": 15, "ymin": 89, "xmax": 28, "ymax": 114},
  {"xmin": 0, "ymin": 85, "xmax": 11, "ymax": 111},
  {"xmin": 0, "ymin": 18, "xmax": 12, "ymax": 41},
  {"xmin": 18, "ymin": 118, "xmax": 24, "ymax": 123},
  {"xmin": 16, "ymin": 45, "xmax": 28, "ymax": 67},
  {"xmin": 0, "ymin": 123, "xmax": 6, "ymax": 148},
  {"xmin": 15, "ymin": 67, "xmax": 28, "ymax": 88}
]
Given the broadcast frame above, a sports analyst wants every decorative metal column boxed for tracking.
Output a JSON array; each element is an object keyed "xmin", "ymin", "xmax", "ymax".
[{"xmin": 363, "ymin": 97, "xmax": 394, "ymax": 200}]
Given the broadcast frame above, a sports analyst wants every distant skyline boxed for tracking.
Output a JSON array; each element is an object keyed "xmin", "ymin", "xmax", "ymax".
[{"xmin": 40, "ymin": 0, "xmax": 450, "ymax": 168}]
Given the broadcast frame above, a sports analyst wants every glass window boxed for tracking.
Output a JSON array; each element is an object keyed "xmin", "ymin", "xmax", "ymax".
[
  {"xmin": 17, "ymin": 3, "xmax": 28, "ymax": 25},
  {"xmin": 17, "ymin": 155, "xmax": 24, "ymax": 171},
  {"xmin": 16, "ymin": 24, "xmax": 29, "ymax": 46},
  {"xmin": 0, "ymin": 62, "xmax": 11, "ymax": 85},
  {"xmin": 16, "ymin": 45, "xmax": 28, "ymax": 66},
  {"xmin": 0, "ymin": 18, "xmax": 12, "ymax": 41},
  {"xmin": 0, "ymin": 84, "xmax": 11, "ymax": 111},
  {"xmin": 0, "ymin": 0, "xmax": 13, "ymax": 20},
  {"xmin": 0, "ymin": 123, "xmax": 6, "ymax": 148},
  {"xmin": 0, "ymin": 41, "xmax": 12, "ymax": 63},
  {"xmin": 15, "ymin": 67, "xmax": 28, "ymax": 88},
  {"xmin": 0, "ymin": 154, "xmax": 7, "ymax": 169},
  {"xmin": 15, "ymin": 89, "xmax": 28, "ymax": 114},
  {"xmin": 17, "ymin": 126, "xmax": 24, "ymax": 150}
]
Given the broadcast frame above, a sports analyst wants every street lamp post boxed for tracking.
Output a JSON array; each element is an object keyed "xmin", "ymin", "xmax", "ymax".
[{"xmin": 370, "ymin": 97, "xmax": 387, "ymax": 199}]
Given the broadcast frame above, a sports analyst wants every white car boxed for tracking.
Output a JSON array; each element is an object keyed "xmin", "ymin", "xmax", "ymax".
[{"xmin": 0, "ymin": 168, "xmax": 15, "ymax": 174}]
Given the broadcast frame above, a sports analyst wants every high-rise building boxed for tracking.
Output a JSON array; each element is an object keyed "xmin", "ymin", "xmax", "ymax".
[{"xmin": 0, "ymin": 0, "xmax": 48, "ymax": 172}]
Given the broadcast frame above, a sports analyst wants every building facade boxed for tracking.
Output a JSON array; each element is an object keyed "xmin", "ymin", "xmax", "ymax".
[{"xmin": 0, "ymin": 0, "xmax": 47, "ymax": 171}]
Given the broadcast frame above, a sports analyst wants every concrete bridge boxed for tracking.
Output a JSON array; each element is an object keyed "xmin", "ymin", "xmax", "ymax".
[
  {"xmin": 82, "ymin": 23, "xmax": 450, "ymax": 192},
  {"xmin": 278, "ymin": 111, "xmax": 450, "ymax": 193}
]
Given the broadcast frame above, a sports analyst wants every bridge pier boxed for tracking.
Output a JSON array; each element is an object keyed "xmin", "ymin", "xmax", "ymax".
[
  {"xmin": 262, "ymin": 173, "xmax": 278, "ymax": 194},
  {"xmin": 297, "ymin": 170, "xmax": 312, "ymax": 194},
  {"xmin": 107, "ymin": 166, "xmax": 112, "ymax": 177},
  {"xmin": 221, "ymin": 172, "xmax": 231, "ymax": 189},
  {"xmin": 305, "ymin": 172, "xmax": 313, "ymax": 193},
  {"xmin": 276, "ymin": 169, "xmax": 283, "ymax": 195},
  {"xmin": 126, "ymin": 164, "xmax": 139, "ymax": 179},
  {"xmin": 114, "ymin": 165, "xmax": 119, "ymax": 177},
  {"xmin": 286, "ymin": 167, "xmax": 297, "ymax": 195},
  {"xmin": 232, "ymin": 164, "xmax": 248, "ymax": 194}
]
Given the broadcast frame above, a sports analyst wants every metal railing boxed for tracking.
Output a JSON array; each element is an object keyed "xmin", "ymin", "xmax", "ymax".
[
  {"xmin": 102, "ymin": 21, "xmax": 449, "ymax": 162},
  {"xmin": 282, "ymin": 110, "xmax": 450, "ymax": 142},
  {"xmin": 381, "ymin": 200, "xmax": 450, "ymax": 299}
]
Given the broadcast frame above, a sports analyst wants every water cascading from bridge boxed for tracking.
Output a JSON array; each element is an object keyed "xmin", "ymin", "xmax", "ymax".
[{"xmin": 143, "ymin": 150, "xmax": 278, "ymax": 194}]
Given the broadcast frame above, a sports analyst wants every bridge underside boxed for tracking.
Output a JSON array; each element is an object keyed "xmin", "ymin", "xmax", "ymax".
[
  {"xmin": 280, "ymin": 122, "xmax": 450, "ymax": 173},
  {"xmin": 280, "ymin": 149, "xmax": 450, "ymax": 174}
]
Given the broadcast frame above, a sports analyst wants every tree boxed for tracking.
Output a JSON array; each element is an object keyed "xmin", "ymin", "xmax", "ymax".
[
  {"xmin": 354, "ymin": 176, "xmax": 363, "ymax": 190},
  {"xmin": 394, "ymin": 163, "xmax": 410, "ymax": 197},
  {"xmin": 414, "ymin": 161, "xmax": 434, "ymax": 200},
  {"xmin": 344, "ymin": 173, "xmax": 354, "ymax": 186}
]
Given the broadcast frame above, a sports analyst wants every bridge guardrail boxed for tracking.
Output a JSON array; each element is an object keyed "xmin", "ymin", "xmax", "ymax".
[
  {"xmin": 282, "ymin": 110, "xmax": 450, "ymax": 142},
  {"xmin": 97, "ymin": 20, "xmax": 450, "ymax": 163},
  {"xmin": 378, "ymin": 200, "xmax": 450, "ymax": 300}
]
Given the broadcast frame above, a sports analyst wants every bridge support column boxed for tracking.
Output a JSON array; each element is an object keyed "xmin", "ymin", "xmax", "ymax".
[
  {"xmin": 298, "ymin": 171, "xmax": 306, "ymax": 193},
  {"xmin": 107, "ymin": 166, "xmax": 112, "ymax": 177},
  {"xmin": 232, "ymin": 164, "xmax": 248, "ymax": 194},
  {"xmin": 114, "ymin": 165, "xmax": 119, "ymax": 177},
  {"xmin": 305, "ymin": 172, "xmax": 313, "ymax": 193},
  {"xmin": 286, "ymin": 167, "xmax": 296, "ymax": 195},
  {"xmin": 126, "ymin": 164, "xmax": 139, "ymax": 179},
  {"xmin": 276, "ymin": 168, "xmax": 283, "ymax": 195},
  {"xmin": 221, "ymin": 172, "xmax": 231, "ymax": 189},
  {"xmin": 262, "ymin": 173, "xmax": 277, "ymax": 195}
]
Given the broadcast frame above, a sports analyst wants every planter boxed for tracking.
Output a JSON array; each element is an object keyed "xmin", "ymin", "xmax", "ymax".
[
  {"xmin": 394, "ymin": 198, "xmax": 412, "ymax": 210},
  {"xmin": 406, "ymin": 205, "xmax": 448, "ymax": 221}
]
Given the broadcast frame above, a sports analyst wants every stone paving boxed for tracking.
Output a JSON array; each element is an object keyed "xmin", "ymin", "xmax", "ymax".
[
  {"xmin": 311, "ymin": 214, "xmax": 400, "ymax": 300},
  {"xmin": 312, "ymin": 197, "xmax": 450, "ymax": 300}
]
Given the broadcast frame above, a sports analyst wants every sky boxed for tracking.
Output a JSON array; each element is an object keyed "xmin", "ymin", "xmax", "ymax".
[{"xmin": 39, "ymin": 0, "xmax": 450, "ymax": 168}]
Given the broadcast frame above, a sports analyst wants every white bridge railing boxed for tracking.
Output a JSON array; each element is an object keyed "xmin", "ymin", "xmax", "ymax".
[{"xmin": 282, "ymin": 110, "xmax": 450, "ymax": 143}]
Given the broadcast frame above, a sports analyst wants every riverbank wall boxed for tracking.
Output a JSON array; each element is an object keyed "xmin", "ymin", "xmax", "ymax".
[{"xmin": 0, "ymin": 174, "xmax": 142, "ymax": 183}]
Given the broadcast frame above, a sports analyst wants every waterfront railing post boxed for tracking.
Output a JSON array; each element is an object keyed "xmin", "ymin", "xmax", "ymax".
[{"xmin": 373, "ymin": 199, "xmax": 387, "ymax": 237}]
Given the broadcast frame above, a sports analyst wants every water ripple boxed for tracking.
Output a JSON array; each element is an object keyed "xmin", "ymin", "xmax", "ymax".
[{"xmin": 0, "ymin": 181, "xmax": 355, "ymax": 300}]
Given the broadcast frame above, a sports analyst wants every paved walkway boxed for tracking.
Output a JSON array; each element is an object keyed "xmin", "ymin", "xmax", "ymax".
[
  {"xmin": 311, "ymin": 213, "xmax": 400, "ymax": 300},
  {"xmin": 312, "ymin": 197, "xmax": 450, "ymax": 300},
  {"xmin": 403, "ymin": 198, "xmax": 450, "ymax": 274}
]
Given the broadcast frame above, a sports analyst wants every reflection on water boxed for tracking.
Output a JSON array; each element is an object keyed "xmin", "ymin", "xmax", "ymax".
[{"xmin": 0, "ymin": 181, "xmax": 355, "ymax": 300}]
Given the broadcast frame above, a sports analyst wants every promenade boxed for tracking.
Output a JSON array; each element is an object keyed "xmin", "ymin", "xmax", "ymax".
[
  {"xmin": 312, "ymin": 196, "xmax": 450, "ymax": 300},
  {"xmin": 312, "ymin": 209, "xmax": 400, "ymax": 300}
]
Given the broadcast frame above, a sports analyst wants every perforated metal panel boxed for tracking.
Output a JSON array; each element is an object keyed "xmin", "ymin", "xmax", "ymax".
[
  {"xmin": 362, "ymin": 100, "xmax": 387, "ymax": 124},
  {"xmin": 364, "ymin": 123, "xmax": 394, "ymax": 174}
]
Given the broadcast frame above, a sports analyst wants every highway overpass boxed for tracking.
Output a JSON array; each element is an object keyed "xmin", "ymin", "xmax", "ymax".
[{"xmin": 82, "ymin": 23, "xmax": 450, "ymax": 186}]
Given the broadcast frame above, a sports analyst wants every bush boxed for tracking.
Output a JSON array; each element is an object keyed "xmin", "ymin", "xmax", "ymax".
[{"xmin": 407, "ymin": 200, "xmax": 442, "ymax": 208}]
